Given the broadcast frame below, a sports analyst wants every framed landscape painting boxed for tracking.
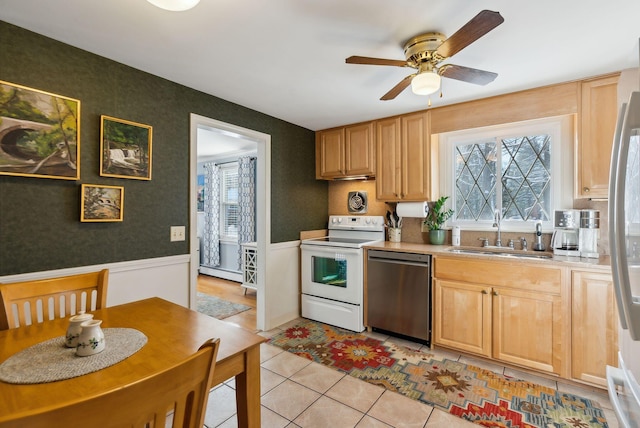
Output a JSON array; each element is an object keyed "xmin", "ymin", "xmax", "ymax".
[
  {"xmin": 0, "ymin": 80, "xmax": 80, "ymax": 180},
  {"xmin": 100, "ymin": 115, "xmax": 152, "ymax": 180},
  {"xmin": 80, "ymin": 184, "xmax": 124, "ymax": 222}
]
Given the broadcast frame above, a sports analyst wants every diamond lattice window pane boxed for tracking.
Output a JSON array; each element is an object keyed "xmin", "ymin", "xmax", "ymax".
[
  {"xmin": 454, "ymin": 132, "xmax": 552, "ymax": 224},
  {"xmin": 455, "ymin": 141, "xmax": 497, "ymax": 221}
]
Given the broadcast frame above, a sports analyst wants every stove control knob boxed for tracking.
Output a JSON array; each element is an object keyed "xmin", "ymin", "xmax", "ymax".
[
  {"xmin": 337, "ymin": 217, "xmax": 342, "ymax": 223},
  {"xmin": 365, "ymin": 218, "xmax": 371, "ymax": 224}
]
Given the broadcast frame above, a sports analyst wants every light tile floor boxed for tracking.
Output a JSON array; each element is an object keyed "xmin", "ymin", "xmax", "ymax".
[{"xmin": 203, "ymin": 319, "xmax": 619, "ymax": 428}]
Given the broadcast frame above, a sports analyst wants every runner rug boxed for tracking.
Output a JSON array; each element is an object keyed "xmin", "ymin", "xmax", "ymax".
[
  {"xmin": 268, "ymin": 319, "xmax": 610, "ymax": 428},
  {"xmin": 196, "ymin": 292, "xmax": 251, "ymax": 320}
]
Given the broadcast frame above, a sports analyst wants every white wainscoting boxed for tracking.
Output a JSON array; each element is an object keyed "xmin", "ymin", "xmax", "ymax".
[
  {"xmin": 0, "ymin": 255, "xmax": 192, "ymax": 308},
  {"xmin": 1, "ymin": 240, "xmax": 303, "ymax": 332},
  {"xmin": 263, "ymin": 240, "xmax": 301, "ymax": 331}
]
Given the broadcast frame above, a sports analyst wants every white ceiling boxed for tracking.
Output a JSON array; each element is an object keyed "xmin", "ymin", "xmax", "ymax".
[
  {"xmin": 1, "ymin": 0, "xmax": 639, "ymax": 131},
  {"xmin": 196, "ymin": 125, "xmax": 257, "ymax": 160}
]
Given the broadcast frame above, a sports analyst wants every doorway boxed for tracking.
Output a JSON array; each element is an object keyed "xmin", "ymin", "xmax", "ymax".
[
  {"xmin": 189, "ymin": 114, "xmax": 271, "ymax": 331},
  {"xmin": 197, "ymin": 275, "xmax": 257, "ymax": 332}
]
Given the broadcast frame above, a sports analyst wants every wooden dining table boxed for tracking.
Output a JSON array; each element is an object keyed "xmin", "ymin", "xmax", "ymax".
[{"xmin": 0, "ymin": 297, "xmax": 264, "ymax": 427}]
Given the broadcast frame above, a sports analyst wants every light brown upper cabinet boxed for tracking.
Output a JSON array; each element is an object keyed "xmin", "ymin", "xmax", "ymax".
[
  {"xmin": 315, "ymin": 122, "xmax": 375, "ymax": 180},
  {"xmin": 376, "ymin": 111, "xmax": 432, "ymax": 201},
  {"xmin": 577, "ymin": 73, "xmax": 620, "ymax": 198}
]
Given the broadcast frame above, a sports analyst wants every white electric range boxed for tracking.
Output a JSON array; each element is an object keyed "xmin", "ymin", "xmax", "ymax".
[{"xmin": 299, "ymin": 215, "xmax": 385, "ymax": 332}]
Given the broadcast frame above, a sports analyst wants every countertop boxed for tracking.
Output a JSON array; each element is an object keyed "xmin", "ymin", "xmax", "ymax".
[{"xmin": 364, "ymin": 241, "xmax": 611, "ymax": 271}]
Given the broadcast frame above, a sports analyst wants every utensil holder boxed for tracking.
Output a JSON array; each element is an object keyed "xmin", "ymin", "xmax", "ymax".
[{"xmin": 388, "ymin": 228, "xmax": 401, "ymax": 242}]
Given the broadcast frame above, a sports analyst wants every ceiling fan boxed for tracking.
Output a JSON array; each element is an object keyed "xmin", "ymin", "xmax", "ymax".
[{"xmin": 346, "ymin": 10, "xmax": 504, "ymax": 101}]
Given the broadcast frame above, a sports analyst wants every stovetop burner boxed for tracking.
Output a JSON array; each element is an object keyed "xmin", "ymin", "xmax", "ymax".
[{"xmin": 301, "ymin": 215, "xmax": 385, "ymax": 249}]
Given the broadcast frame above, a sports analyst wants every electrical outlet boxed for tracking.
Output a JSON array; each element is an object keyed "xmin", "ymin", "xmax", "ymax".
[{"xmin": 170, "ymin": 226, "xmax": 186, "ymax": 242}]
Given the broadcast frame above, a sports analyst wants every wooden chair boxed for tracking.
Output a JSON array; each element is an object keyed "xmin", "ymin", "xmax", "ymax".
[
  {"xmin": 12, "ymin": 338, "xmax": 220, "ymax": 428},
  {"xmin": 0, "ymin": 269, "xmax": 109, "ymax": 330}
]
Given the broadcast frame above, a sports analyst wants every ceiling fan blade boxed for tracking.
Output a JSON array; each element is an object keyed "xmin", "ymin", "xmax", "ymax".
[
  {"xmin": 440, "ymin": 64, "xmax": 498, "ymax": 85},
  {"xmin": 380, "ymin": 74, "xmax": 415, "ymax": 100},
  {"xmin": 346, "ymin": 56, "xmax": 408, "ymax": 67},
  {"xmin": 436, "ymin": 10, "xmax": 504, "ymax": 58}
]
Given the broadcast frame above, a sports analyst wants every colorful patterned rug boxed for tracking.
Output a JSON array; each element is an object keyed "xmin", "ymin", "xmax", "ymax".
[
  {"xmin": 269, "ymin": 319, "xmax": 610, "ymax": 428},
  {"xmin": 196, "ymin": 292, "xmax": 251, "ymax": 320}
]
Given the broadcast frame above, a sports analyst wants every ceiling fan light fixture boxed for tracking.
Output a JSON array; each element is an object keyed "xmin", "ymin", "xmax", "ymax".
[
  {"xmin": 411, "ymin": 71, "xmax": 441, "ymax": 96},
  {"xmin": 146, "ymin": 0, "xmax": 200, "ymax": 11}
]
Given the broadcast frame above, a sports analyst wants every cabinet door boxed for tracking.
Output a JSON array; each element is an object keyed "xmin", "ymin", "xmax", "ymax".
[
  {"xmin": 376, "ymin": 117, "xmax": 402, "ymax": 201},
  {"xmin": 345, "ymin": 122, "xmax": 375, "ymax": 177},
  {"xmin": 492, "ymin": 287, "xmax": 563, "ymax": 374},
  {"xmin": 401, "ymin": 111, "xmax": 431, "ymax": 200},
  {"xmin": 571, "ymin": 271, "xmax": 618, "ymax": 387},
  {"xmin": 316, "ymin": 128, "xmax": 345, "ymax": 179},
  {"xmin": 577, "ymin": 74, "xmax": 619, "ymax": 198},
  {"xmin": 433, "ymin": 279, "xmax": 492, "ymax": 357}
]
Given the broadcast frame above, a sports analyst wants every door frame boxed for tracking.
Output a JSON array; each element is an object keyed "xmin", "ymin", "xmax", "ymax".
[{"xmin": 189, "ymin": 114, "xmax": 271, "ymax": 331}]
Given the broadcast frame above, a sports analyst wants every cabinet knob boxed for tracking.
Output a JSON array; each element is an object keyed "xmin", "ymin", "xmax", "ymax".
[
  {"xmin": 583, "ymin": 187, "xmax": 590, "ymax": 193},
  {"xmin": 492, "ymin": 291, "xmax": 499, "ymax": 296},
  {"xmin": 481, "ymin": 289, "xmax": 488, "ymax": 294}
]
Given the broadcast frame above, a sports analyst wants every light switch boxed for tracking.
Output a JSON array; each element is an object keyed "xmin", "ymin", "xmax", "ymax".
[{"xmin": 170, "ymin": 226, "xmax": 186, "ymax": 242}]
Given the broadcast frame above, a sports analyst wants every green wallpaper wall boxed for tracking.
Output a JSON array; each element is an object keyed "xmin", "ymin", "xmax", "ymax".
[{"xmin": 0, "ymin": 21, "xmax": 328, "ymax": 276}]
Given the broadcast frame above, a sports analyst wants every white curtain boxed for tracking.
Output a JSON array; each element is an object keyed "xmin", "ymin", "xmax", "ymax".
[
  {"xmin": 237, "ymin": 156, "xmax": 256, "ymax": 269},
  {"xmin": 202, "ymin": 162, "xmax": 221, "ymax": 267}
]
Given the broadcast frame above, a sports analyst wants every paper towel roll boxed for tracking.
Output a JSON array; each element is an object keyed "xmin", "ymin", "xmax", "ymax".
[{"xmin": 396, "ymin": 201, "xmax": 429, "ymax": 218}]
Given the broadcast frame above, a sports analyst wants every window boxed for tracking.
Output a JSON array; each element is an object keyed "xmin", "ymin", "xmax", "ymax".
[
  {"xmin": 439, "ymin": 116, "xmax": 573, "ymax": 231},
  {"xmin": 220, "ymin": 164, "xmax": 239, "ymax": 240}
]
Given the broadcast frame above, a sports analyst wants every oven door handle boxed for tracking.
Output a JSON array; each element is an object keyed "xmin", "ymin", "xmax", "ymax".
[{"xmin": 301, "ymin": 246, "xmax": 363, "ymax": 256}]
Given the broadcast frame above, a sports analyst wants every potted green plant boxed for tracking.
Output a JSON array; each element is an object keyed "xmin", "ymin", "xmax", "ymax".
[{"xmin": 423, "ymin": 196, "xmax": 454, "ymax": 245}]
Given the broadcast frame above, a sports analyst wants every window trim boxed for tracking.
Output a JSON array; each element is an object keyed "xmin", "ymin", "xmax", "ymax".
[{"xmin": 438, "ymin": 115, "xmax": 574, "ymax": 233}]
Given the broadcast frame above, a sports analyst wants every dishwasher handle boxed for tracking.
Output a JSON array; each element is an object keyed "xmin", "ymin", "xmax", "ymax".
[{"xmin": 367, "ymin": 250, "xmax": 430, "ymax": 266}]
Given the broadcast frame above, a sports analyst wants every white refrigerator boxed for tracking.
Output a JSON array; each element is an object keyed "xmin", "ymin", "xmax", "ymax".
[{"xmin": 607, "ymin": 68, "xmax": 640, "ymax": 428}]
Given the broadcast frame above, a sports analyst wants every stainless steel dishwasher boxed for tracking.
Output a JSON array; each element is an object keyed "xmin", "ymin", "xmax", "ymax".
[{"xmin": 366, "ymin": 250, "xmax": 431, "ymax": 344}]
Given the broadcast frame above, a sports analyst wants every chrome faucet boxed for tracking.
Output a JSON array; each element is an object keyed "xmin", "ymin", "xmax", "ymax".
[
  {"xmin": 533, "ymin": 222, "xmax": 546, "ymax": 251},
  {"xmin": 492, "ymin": 209, "xmax": 502, "ymax": 247}
]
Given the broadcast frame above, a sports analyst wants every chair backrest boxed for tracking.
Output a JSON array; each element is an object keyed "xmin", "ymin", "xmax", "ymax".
[
  {"xmin": 13, "ymin": 338, "xmax": 220, "ymax": 428},
  {"xmin": 0, "ymin": 269, "xmax": 109, "ymax": 330}
]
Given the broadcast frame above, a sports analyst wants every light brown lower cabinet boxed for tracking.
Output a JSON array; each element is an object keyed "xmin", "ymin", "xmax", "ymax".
[
  {"xmin": 492, "ymin": 287, "xmax": 563, "ymax": 374},
  {"xmin": 433, "ymin": 280, "xmax": 491, "ymax": 357},
  {"xmin": 571, "ymin": 270, "xmax": 618, "ymax": 387},
  {"xmin": 433, "ymin": 257, "xmax": 565, "ymax": 376}
]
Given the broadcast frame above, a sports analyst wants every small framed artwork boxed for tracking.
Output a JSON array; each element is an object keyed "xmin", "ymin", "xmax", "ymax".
[
  {"xmin": 0, "ymin": 80, "xmax": 80, "ymax": 180},
  {"xmin": 80, "ymin": 184, "xmax": 124, "ymax": 222},
  {"xmin": 100, "ymin": 115, "xmax": 152, "ymax": 180}
]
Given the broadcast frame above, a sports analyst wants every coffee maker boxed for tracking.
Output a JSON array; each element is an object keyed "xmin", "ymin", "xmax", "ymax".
[
  {"xmin": 579, "ymin": 209, "xmax": 600, "ymax": 258},
  {"xmin": 551, "ymin": 209, "xmax": 580, "ymax": 257}
]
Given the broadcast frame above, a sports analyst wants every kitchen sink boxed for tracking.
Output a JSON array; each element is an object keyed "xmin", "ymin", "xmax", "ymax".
[{"xmin": 446, "ymin": 247, "xmax": 554, "ymax": 260}]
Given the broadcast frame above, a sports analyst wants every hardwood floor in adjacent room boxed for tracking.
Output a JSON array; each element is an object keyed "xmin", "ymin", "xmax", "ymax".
[{"xmin": 197, "ymin": 274, "xmax": 257, "ymax": 333}]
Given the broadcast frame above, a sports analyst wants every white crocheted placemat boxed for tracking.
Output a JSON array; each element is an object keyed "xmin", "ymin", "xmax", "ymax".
[{"xmin": 0, "ymin": 328, "xmax": 147, "ymax": 384}]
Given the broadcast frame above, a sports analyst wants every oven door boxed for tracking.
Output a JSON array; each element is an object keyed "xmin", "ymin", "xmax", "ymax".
[{"xmin": 300, "ymin": 244, "xmax": 363, "ymax": 305}]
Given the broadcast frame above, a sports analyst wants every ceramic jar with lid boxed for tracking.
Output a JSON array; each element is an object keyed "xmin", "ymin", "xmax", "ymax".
[
  {"xmin": 65, "ymin": 312, "xmax": 94, "ymax": 348},
  {"xmin": 76, "ymin": 319, "xmax": 105, "ymax": 356}
]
